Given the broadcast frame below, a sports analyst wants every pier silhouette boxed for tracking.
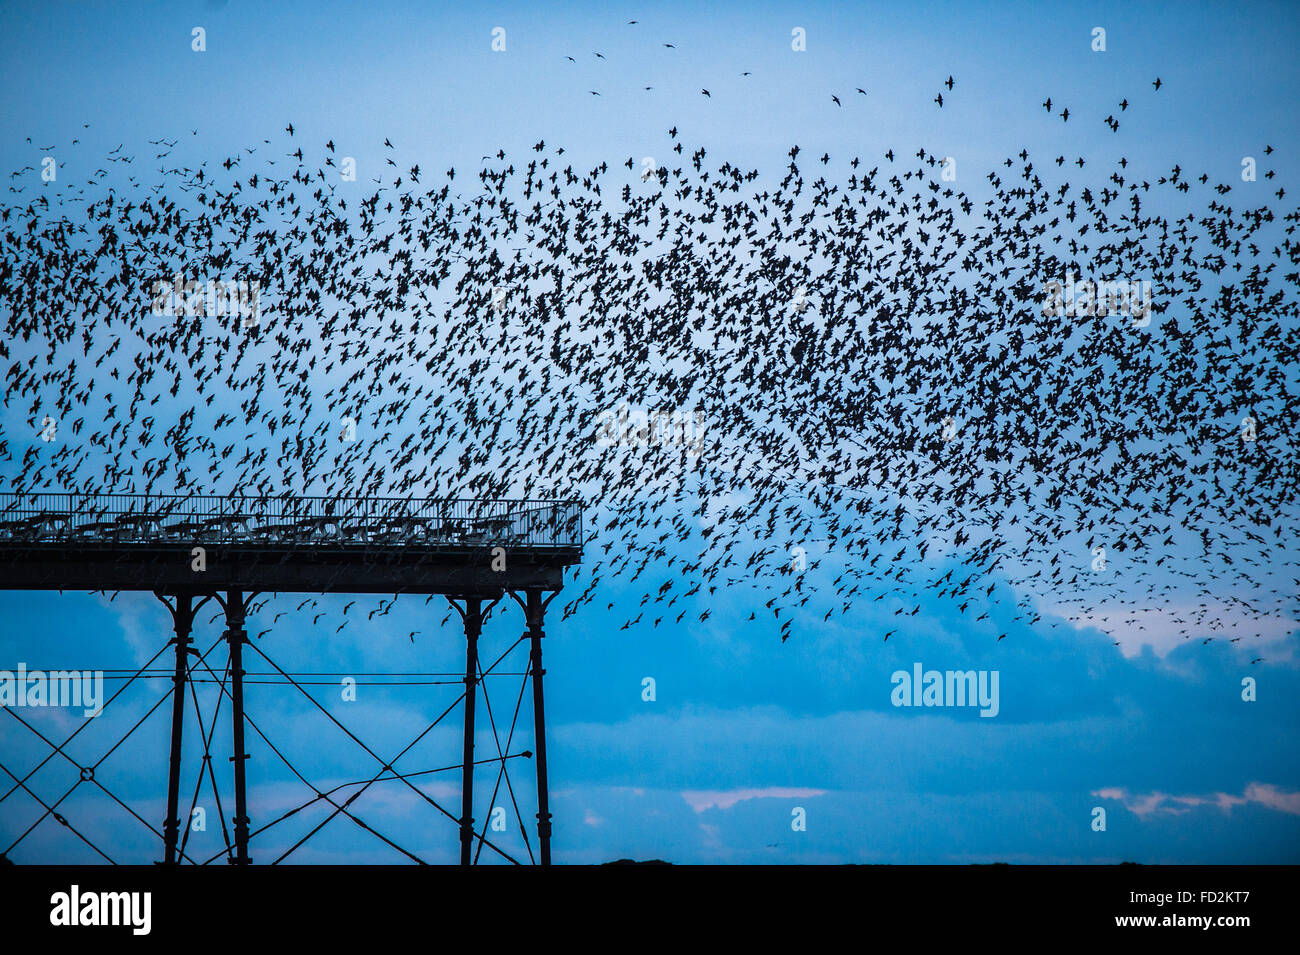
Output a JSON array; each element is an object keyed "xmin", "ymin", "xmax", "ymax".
[{"xmin": 0, "ymin": 492, "xmax": 582, "ymax": 865}]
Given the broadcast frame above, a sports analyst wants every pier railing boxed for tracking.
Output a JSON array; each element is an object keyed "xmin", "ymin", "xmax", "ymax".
[{"xmin": 0, "ymin": 493, "xmax": 582, "ymax": 549}]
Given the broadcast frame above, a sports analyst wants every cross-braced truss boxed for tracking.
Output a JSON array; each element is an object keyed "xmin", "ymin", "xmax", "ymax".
[
  {"xmin": 0, "ymin": 494, "xmax": 578, "ymax": 866},
  {"xmin": 1, "ymin": 590, "xmax": 559, "ymax": 865}
]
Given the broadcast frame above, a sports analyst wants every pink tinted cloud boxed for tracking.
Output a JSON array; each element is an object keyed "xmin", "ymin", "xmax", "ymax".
[
  {"xmin": 1093, "ymin": 784, "xmax": 1300, "ymax": 817},
  {"xmin": 681, "ymin": 786, "xmax": 828, "ymax": 813}
]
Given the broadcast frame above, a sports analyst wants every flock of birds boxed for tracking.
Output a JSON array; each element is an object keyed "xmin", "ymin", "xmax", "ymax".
[{"xmin": 1, "ymin": 62, "xmax": 1297, "ymax": 651}]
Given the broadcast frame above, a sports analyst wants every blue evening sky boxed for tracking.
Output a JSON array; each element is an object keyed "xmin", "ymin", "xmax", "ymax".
[{"xmin": 0, "ymin": 0, "xmax": 1297, "ymax": 863}]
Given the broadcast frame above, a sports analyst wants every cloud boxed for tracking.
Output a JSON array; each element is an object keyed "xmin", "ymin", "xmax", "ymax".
[
  {"xmin": 98, "ymin": 591, "xmax": 171, "ymax": 668},
  {"xmin": 1243, "ymin": 783, "xmax": 1300, "ymax": 816},
  {"xmin": 1044, "ymin": 600, "xmax": 1298, "ymax": 661},
  {"xmin": 681, "ymin": 786, "xmax": 828, "ymax": 813},
  {"xmin": 1094, "ymin": 783, "xmax": 1300, "ymax": 818}
]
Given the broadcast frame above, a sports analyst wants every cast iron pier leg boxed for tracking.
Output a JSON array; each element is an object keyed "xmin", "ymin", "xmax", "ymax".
[
  {"xmin": 224, "ymin": 590, "xmax": 251, "ymax": 865},
  {"xmin": 460, "ymin": 597, "xmax": 482, "ymax": 866},
  {"xmin": 162, "ymin": 593, "xmax": 193, "ymax": 865},
  {"xmin": 526, "ymin": 589, "xmax": 552, "ymax": 866}
]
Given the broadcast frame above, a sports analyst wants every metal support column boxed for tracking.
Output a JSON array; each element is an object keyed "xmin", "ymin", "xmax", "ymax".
[
  {"xmin": 526, "ymin": 589, "xmax": 552, "ymax": 866},
  {"xmin": 161, "ymin": 593, "xmax": 193, "ymax": 865},
  {"xmin": 459, "ymin": 597, "xmax": 482, "ymax": 866},
  {"xmin": 224, "ymin": 590, "xmax": 251, "ymax": 865}
]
